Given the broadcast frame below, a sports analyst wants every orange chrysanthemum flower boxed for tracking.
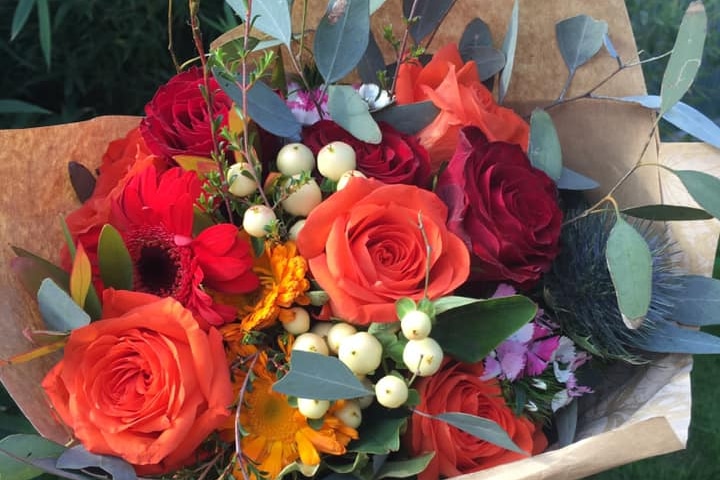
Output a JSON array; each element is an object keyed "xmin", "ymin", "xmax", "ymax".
[{"xmin": 228, "ymin": 354, "xmax": 358, "ymax": 479}]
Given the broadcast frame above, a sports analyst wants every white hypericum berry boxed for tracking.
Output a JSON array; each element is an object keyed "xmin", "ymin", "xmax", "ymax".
[
  {"xmin": 288, "ymin": 219, "xmax": 306, "ymax": 240},
  {"xmin": 242, "ymin": 205, "xmax": 276, "ymax": 238},
  {"xmin": 227, "ymin": 162, "xmax": 258, "ymax": 197},
  {"xmin": 317, "ymin": 141, "xmax": 357, "ymax": 181},
  {"xmin": 355, "ymin": 376, "xmax": 375, "ymax": 409},
  {"xmin": 292, "ymin": 332, "xmax": 329, "ymax": 356},
  {"xmin": 335, "ymin": 400, "xmax": 362, "ymax": 428},
  {"xmin": 327, "ymin": 322, "xmax": 358, "ymax": 354},
  {"xmin": 338, "ymin": 332, "xmax": 382, "ymax": 375},
  {"xmin": 400, "ymin": 310, "xmax": 432, "ymax": 340},
  {"xmin": 336, "ymin": 169, "xmax": 367, "ymax": 191},
  {"xmin": 276, "ymin": 143, "xmax": 315, "ymax": 176},
  {"xmin": 402, "ymin": 337, "xmax": 444, "ymax": 376},
  {"xmin": 375, "ymin": 375, "xmax": 409, "ymax": 408},
  {"xmin": 281, "ymin": 176, "xmax": 322, "ymax": 217},
  {"xmin": 297, "ymin": 398, "xmax": 330, "ymax": 419},
  {"xmin": 310, "ymin": 322, "xmax": 333, "ymax": 341},
  {"xmin": 283, "ymin": 307, "xmax": 311, "ymax": 335}
]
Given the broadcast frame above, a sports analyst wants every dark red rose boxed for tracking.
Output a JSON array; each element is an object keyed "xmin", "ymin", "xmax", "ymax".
[
  {"xmin": 302, "ymin": 120, "xmax": 431, "ymax": 187},
  {"xmin": 436, "ymin": 126, "xmax": 562, "ymax": 289},
  {"xmin": 140, "ymin": 68, "xmax": 232, "ymax": 161}
]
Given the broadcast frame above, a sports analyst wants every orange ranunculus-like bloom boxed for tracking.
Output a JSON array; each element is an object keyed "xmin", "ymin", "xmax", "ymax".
[
  {"xmin": 406, "ymin": 360, "xmax": 548, "ymax": 480},
  {"xmin": 296, "ymin": 177, "xmax": 469, "ymax": 325},
  {"xmin": 395, "ymin": 44, "xmax": 529, "ymax": 170},
  {"xmin": 41, "ymin": 290, "xmax": 233, "ymax": 474}
]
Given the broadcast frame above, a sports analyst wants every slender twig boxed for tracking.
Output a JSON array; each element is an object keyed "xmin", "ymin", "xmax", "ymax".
[
  {"xmin": 389, "ymin": 0, "xmax": 422, "ymax": 97},
  {"xmin": 417, "ymin": 211, "xmax": 432, "ymax": 299},
  {"xmin": 167, "ymin": 0, "xmax": 181, "ymax": 72},
  {"xmin": 234, "ymin": 352, "xmax": 260, "ymax": 480}
]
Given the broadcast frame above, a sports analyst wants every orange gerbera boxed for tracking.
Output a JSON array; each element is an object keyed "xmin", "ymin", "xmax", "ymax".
[{"xmin": 229, "ymin": 354, "xmax": 358, "ymax": 479}]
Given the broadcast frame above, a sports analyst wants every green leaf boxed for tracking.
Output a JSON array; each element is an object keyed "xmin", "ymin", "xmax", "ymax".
[
  {"xmin": 433, "ymin": 295, "xmax": 537, "ymax": 362},
  {"xmin": 605, "ymin": 217, "xmax": 653, "ymax": 328},
  {"xmin": 670, "ymin": 275, "xmax": 720, "ymax": 326},
  {"xmin": 622, "ymin": 204, "xmax": 712, "ymax": 221},
  {"xmin": 660, "ymin": 1, "xmax": 707, "ymax": 116},
  {"xmin": 556, "ymin": 15, "xmax": 608, "ymax": 76},
  {"xmin": 37, "ymin": 278, "xmax": 91, "ymax": 331},
  {"xmin": 374, "ymin": 452, "xmax": 435, "ymax": 479},
  {"xmin": 0, "ymin": 99, "xmax": 50, "ymax": 115},
  {"xmin": 372, "ymin": 101, "xmax": 439, "ymax": 136},
  {"xmin": 98, "ymin": 224, "xmax": 133, "ymax": 290},
  {"xmin": 462, "ymin": 46, "xmax": 506, "ymax": 81},
  {"xmin": 10, "ymin": 247, "xmax": 70, "ymax": 295},
  {"xmin": 664, "ymin": 100, "xmax": 720, "ymax": 149},
  {"xmin": 395, "ymin": 298, "xmax": 416, "ymax": 319},
  {"xmin": 328, "ymin": 85, "xmax": 382, "ymax": 144},
  {"xmin": 714, "ymin": 235, "xmax": 720, "ymax": 280},
  {"xmin": 36, "ymin": 0, "xmax": 51, "ymax": 69},
  {"xmin": 672, "ymin": 169, "xmax": 720, "ymax": 219},
  {"xmin": 459, "ymin": 18, "xmax": 493, "ymax": 52},
  {"xmin": 349, "ymin": 414, "xmax": 406, "ymax": 454},
  {"xmin": 357, "ymin": 33, "xmax": 386, "ymax": 84},
  {"xmin": 314, "ymin": 0, "xmax": 370, "ymax": 83},
  {"xmin": 370, "ymin": 0, "xmax": 387, "ymax": 15},
  {"xmin": 226, "ymin": 0, "xmax": 292, "ymax": 46},
  {"xmin": 433, "ymin": 412, "xmax": 526, "ymax": 454},
  {"xmin": 555, "ymin": 399, "xmax": 578, "ymax": 447},
  {"xmin": 0, "ymin": 411, "xmax": 35, "ymax": 435},
  {"xmin": 56, "ymin": 445, "xmax": 137, "ymax": 480},
  {"xmin": 631, "ymin": 319, "xmax": 720, "ymax": 354},
  {"xmin": 325, "ymin": 452, "xmax": 369, "ymax": 474},
  {"xmin": 499, "ymin": 0, "xmax": 518, "ymax": 103},
  {"xmin": 0, "ymin": 434, "xmax": 65, "ymax": 480},
  {"xmin": 528, "ymin": 109, "xmax": 563, "ymax": 181},
  {"xmin": 432, "ymin": 296, "xmax": 479, "ymax": 315},
  {"xmin": 403, "ymin": 0, "xmax": 455, "ymax": 43},
  {"xmin": 10, "ymin": 0, "xmax": 36, "ymax": 41},
  {"xmin": 272, "ymin": 351, "xmax": 372, "ymax": 400},
  {"xmin": 556, "ymin": 167, "xmax": 600, "ymax": 191}
]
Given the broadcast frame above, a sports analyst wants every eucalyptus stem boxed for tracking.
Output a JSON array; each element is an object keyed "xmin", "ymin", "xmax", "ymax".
[
  {"xmin": 417, "ymin": 211, "xmax": 432, "ymax": 299},
  {"xmin": 389, "ymin": 0, "xmax": 422, "ymax": 97},
  {"xmin": 234, "ymin": 352, "xmax": 260, "ymax": 480}
]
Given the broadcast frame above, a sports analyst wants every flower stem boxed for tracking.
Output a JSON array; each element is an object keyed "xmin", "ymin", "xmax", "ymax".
[{"xmin": 234, "ymin": 352, "xmax": 260, "ymax": 480}]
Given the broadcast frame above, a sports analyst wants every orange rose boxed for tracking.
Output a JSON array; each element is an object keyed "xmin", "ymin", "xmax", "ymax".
[
  {"xmin": 42, "ymin": 290, "xmax": 233, "ymax": 474},
  {"xmin": 406, "ymin": 360, "xmax": 547, "ymax": 480},
  {"xmin": 396, "ymin": 44, "xmax": 529, "ymax": 170},
  {"xmin": 296, "ymin": 177, "xmax": 469, "ymax": 325}
]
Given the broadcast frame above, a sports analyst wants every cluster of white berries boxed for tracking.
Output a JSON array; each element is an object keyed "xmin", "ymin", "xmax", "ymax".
[{"xmin": 230, "ymin": 140, "xmax": 367, "ymax": 239}]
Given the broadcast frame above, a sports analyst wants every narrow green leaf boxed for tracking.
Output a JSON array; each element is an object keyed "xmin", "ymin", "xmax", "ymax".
[
  {"xmin": 0, "ymin": 434, "xmax": 65, "ymax": 480},
  {"xmin": 314, "ymin": 0, "xmax": 370, "ymax": 83},
  {"xmin": 433, "ymin": 412, "xmax": 526, "ymax": 454},
  {"xmin": 272, "ymin": 351, "xmax": 372, "ymax": 400},
  {"xmin": 37, "ymin": 278, "xmax": 91, "ymax": 331},
  {"xmin": 713, "ymin": 235, "xmax": 720, "ymax": 280},
  {"xmin": 98, "ymin": 224, "xmax": 133, "ymax": 291},
  {"xmin": 660, "ymin": 1, "xmax": 707, "ymax": 116},
  {"xmin": 605, "ymin": 217, "xmax": 652, "ymax": 328},
  {"xmin": 622, "ymin": 204, "xmax": 712, "ymax": 221},
  {"xmin": 36, "ymin": 0, "xmax": 51, "ymax": 69},
  {"xmin": 556, "ymin": 15, "xmax": 608, "ymax": 75},
  {"xmin": 374, "ymin": 452, "xmax": 435, "ymax": 479},
  {"xmin": 226, "ymin": 0, "xmax": 292, "ymax": 46},
  {"xmin": 10, "ymin": 246, "xmax": 70, "ymax": 294},
  {"xmin": 632, "ymin": 319, "xmax": 720, "ymax": 354},
  {"xmin": 328, "ymin": 85, "xmax": 382, "ymax": 144},
  {"xmin": 10, "ymin": 0, "xmax": 36, "ymax": 41},
  {"xmin": 372, "ymin": 101, "xmax": 439, "ymax": 135},
  {"xmin": 403, "ymin": 0, "xmax": 455, "ymax": 43},
  {"xmin": 671, "ymin": 275, "xmax": 720, "ymax": 326},
  {"xmin": 555, "ymin": 399, "xmax": 578, "ymax": 447},
  {"xmin": 672, "ymin": 169, "xmax": 720, "ymax": 219},
  {"xmin": 528, "ymin": 109, "xmax": 563, "ymax": 181},
  {"xmin": 499, "ymin": 0, "xmax": 519, "ymax": 104},
  {"xmin": 433, "ymin": 295, "xmax": 537, "ymax": 362},
  {"xmin": 0, "ymin": 99, "xmax": 50, "ymax": 115}
]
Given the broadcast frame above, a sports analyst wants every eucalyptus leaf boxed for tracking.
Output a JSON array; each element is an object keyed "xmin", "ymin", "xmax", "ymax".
[
  {"xmin": 433, "ymin": 295, "xmax": 537, "ymax": 362},
  {"xmin": 499, "ymin": 0, "xmax": 519, "ymax": 104},
  {"xmin": 348, "ymin": 415, "xmax": 406, "ymax": 454},
  {"xmin": 603, "ymin": 33, "xmax": 620, "ymax": 61},
  {"xmin": 37, "ymin": 278, "xmax": 91, "ymax": 331},
  {"xmin": 555, "ymin": 400, "xmax": 578, "ymax": 447},
  {"xmin": 357, "ymin": 32, "xmax": 386, "ymax": 84},
  {"xmin": 374, "ymin": 452, "xmax": 434, "ymax": 479},
  {"xmin": 556, "ymin": 167, "xmax": 600, "ymax": 190},
  {"xmin": 0, "ymin": 99, "xmax": 50, "ymax": 114},
  {"xmin": 98, "ymin": 224, "xmax": 133, "ymax": 291},
  {"xmin": 403, "ymin": 0, "xmax": 455, "ymax": 43},
  {"xmin": 528, "ymin": 109, "xmax": 563, "ymax": 181},
  {"xmin": 622, "ymin": 205, "xmax": 712, "ymax": 221},
  {"xmin": 314, "ymin": 0, "xmax": 370, "ymax": 83},
  {"xmin": 433, "ymin": 412, "xmax": 525, "ymax": 454},
  {"xmin": 0, "ymin": 434, "xmax": 65, "ymax": 480},
  {"xmin": 56, "ymin": 445, "xmax": 137, "ymax": 480},
  {"xmin": 11, "ymin": 0, "xmax": 36, "ymax": 41},
  {"xmin": 605, "ymin": 217, "xmax": 653, "ymax": 328},
  {"xmin": 663, "ymin": 100, "xmax": 720, "ymax": 149},
  {"xmin": 463, "ymin": 46, "xmax": 506, "ymax": 81},
  {"xmin": 660, "ymin": 1, "xmax": 707, "ymax": 116},
  {"xmin": 68, "ymin": 161, "xmax": 96, "ymax": 203},
  {"xmin": 328, "ymin": 85, "xmax": 381, "ymax": 143},
  {"xmin": 372, "ymin": 101, "xmax": 439, "ymax": 135},
  {"xmin": 672, "ymin": 169, "xmax": 720, "ymax": 219},
  {"xmin": 226, "ymin": 0, "xmax": 292, "ymax": 46},
  {"xmin": 670, "ymin": 275, "xmax": 720, "ymax": 326},
  {"xmin": 459, "ymin": 18, "xmax": 493, "ymax": 54},
  {"xmin": 370, "ymin": 0, "xmax": 387, "ymax": 14},
  {"xmin": 556, "ymin": 15, "xmax": 608, "ymax": 76},
  {"xmin": 632, "ymin": 319, "xmax": 720, "ymax": 354},
  {"xmin": 272, "ymin": 351, "xmax": 372, "ymax": 400}
]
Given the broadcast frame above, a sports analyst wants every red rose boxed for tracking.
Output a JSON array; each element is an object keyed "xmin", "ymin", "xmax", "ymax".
[
  {"xmin": 406, "ymin": 360, "xmax": 547, "ymax": 480},
  {"xmin": 140, "ymin": 68, "xmax": 232, "ymax": 161},
  {"xmin": 302, "ymin": 120, "xmax": 431, "ymax": 187},
  {"xmin": 436, "ymin": 127, "xmax": 562, "ymax": 289},
  {"xmin": 296, "ymin": 177, "xmax": 469, "ymax": 325}
]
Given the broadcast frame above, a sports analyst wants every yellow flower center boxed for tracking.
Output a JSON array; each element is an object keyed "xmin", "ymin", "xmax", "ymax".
[{"xmin": 244, "ymin": 378, "xmax": 296, "ymax": 442}]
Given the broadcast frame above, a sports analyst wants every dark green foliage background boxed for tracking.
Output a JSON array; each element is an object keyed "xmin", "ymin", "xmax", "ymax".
[{"xmin": 1, "ymin": 0, "xmax": 719, "ymax": 478}]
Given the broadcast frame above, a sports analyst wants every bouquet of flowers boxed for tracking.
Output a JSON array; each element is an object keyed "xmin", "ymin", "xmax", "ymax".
[{"xmin": 2, "ymin": 1, "xmax": 720, "ymax": 479}]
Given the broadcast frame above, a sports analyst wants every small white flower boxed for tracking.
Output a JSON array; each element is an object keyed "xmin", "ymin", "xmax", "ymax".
[
  {"xmin": 531, "ymin": 378, "xmax": 548, "ymax": 390},
  {"xmin": 551, "ymin": 389, "xmax": 571, "ymax": 412},
  {"xmin": 525, "ymin": 401, "xmax": 539, "ymax": 412},
  {"xmin": 357, "ymin": 83, "xmax": 392, "ymax": 111}
]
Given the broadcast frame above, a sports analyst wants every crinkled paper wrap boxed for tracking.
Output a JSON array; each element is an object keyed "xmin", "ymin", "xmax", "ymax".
[{"xmin": 1, "ymin": 1, "xmax": 719, "ymax": 478}]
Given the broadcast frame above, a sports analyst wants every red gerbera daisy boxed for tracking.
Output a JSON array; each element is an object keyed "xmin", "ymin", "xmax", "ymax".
[{"xmin": 109, "ymin": 165, "xmax": 259, "ymax": 328}]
